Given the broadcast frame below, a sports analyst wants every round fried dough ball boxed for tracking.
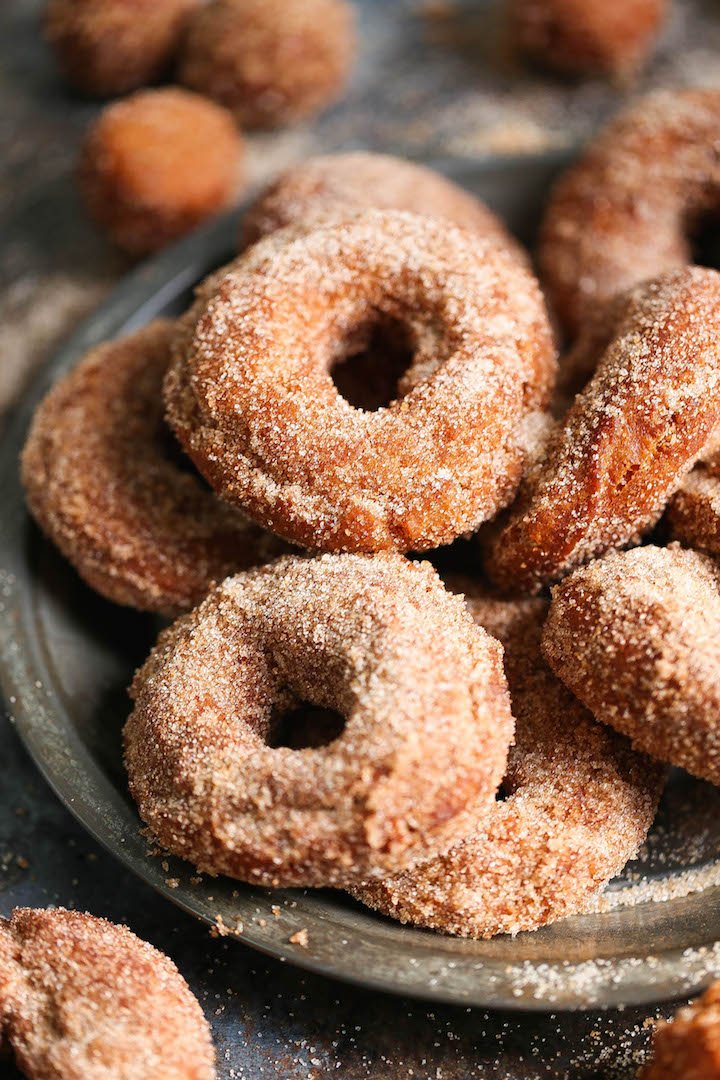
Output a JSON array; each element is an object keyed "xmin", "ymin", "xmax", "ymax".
[
  {"xmin": 178, "ymin": 0, "xmax": 356, "ymax": 129},
  {"xmin": 79, "ymin": 87, "xmax": 243, "ymax": 256},
  {"xmin": 44, "ymin": 0, "xmax": 198, "ymax": 96}
]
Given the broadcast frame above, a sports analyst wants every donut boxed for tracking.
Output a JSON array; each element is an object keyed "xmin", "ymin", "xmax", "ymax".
[
  {"xmin": 485, "ymin": 267, "xmax": 720, "ymax": 594},
  {"xmin": 543, "ymin": 544, "xmax": 720, "ymax": 785},
  {"xmin": 539, "ymin": 89, "xmax": 720, "ymax": 339},
  {"xmin": 21, "ymin": 321, "xmax": 287, "ymax": 616},
  {"xmin": 641, "ymin": 981, "xmax": 720, "ymax": 1080},
  {"xmin": 178, "ymin": 0, "xmax": 355, "ymax": 129},
  {"xmin": 79, "ymin": 88, "xmax": 243, "ymax": 256},
  {"xmin": 44, "ymin": 0, "xmax": 198, "ymax": 96},
  {"xmin": 165, "ymin": 210, "xmax": 557, "ymax": 554},
  {"xmin": 665, "ymin": 453, "xmax": 720, "ymax": 556},
  {"xmin": 124, "ymin": 553, "xmax": 514, "ymax": 888},
  {"xmin": 509, "ymin": 0, "xmax": 666, "ymax": 78},
  {"xmin": 0, "ymin": 907, "xmax": 215, "ymax": 1079},
  {"xmin": 350, "ymin": 583, "xmax": 663, "ymax": 938},
  {"xmin": 240, "ymin": 152, "xmax": 525, "ymax": 264},
  {"xmin": 553, "ymin": 288, "xmax": 629, "ymax": 398}
]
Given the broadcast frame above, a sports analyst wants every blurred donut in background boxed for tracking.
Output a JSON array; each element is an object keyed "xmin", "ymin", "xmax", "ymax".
[
  {"xmin": 509, "ymin": 0, "xmax": 667, "ymax": 78},
  {"xmin": 240, "ymin": 151, "xmax": 526, "ymax": 266},
  {"xmin": 178, "ymin": 0, "xmax": 356, "ymax": 128},
  {"xmin": 44, "ymin": 0, "xmax": 199, "ymax": 96},
  {"xmin": 78, "ymin": 87, "xmax": 243, "ymax": 255}
]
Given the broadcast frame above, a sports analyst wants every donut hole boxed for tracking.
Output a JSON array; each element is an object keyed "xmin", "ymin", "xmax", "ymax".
[
  {"xmin": 267, "ymin": 700, "xmax": 347, "ymax": 750},
  {"xmin": 330, "ymin": 315, "xmax": 416, "ymax": 411}
]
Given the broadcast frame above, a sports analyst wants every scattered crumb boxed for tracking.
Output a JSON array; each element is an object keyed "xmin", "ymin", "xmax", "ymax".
[{"xmin": 210, "ymin": 915, "xmax": 244, "ymax": 939}]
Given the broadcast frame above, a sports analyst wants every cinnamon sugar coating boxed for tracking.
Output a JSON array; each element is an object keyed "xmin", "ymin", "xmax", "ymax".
[
  {"xmin": 641, "ymin": 981, "xmax": 720, "ymax": 1080},
  {"xmin": 21, "ymin": 321, "xmax": 286, "ymax": 616},
  {"xmin": 124, "ymin": 554, "xmax": 514, "ymax": 888},
  {"xmin": 351, "ymin": 584, "xmax": 663, "ymax": 938},
  {"xmin": 178, "ymin": 0, "xmax": 355, "ymax": 129},
  {"xmin": 44, "ymin": 0, "xmax": 198, "ymax": 96},
  {"xmin": 165, "ymin": 210, "xmax": 557, "ymax": 554},
  {"xmin": 79, "ymin": 88, "xmax": 243, "ymax": 256},
  {"xmin": 240, "ymin": 152, "xmax": 525, "ymax": 264},
  {"xmin": 485, "ymin": 268, "xmax": 720, "ymax": 594},
  {"xmin": 540, "ymin": 88, "xmax": 720, "ymax": 337},
  {"xmin": 666, "ymin": 453, "xmax": 720, "ymax": 556},
  {"xmin": 509, "ymin": 0, "xmax": 666, "ymax": 77},
  {"xmin": 543, "ymin": 545, "xmax": 720, "ymax": 785},
  {"xmin": 554, "ymin": 288, "xmax": 628, "ymax": 397},
  {"xmin": 0, "ymin": 907, "xmax": 215, "ymax": 1079}
]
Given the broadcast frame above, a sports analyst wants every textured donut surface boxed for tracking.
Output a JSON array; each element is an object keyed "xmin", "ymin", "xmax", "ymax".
[
  {"xmin": 540, "ymin": 88, "xmax": 720, "ymax": 336},
  {"xmin": 350, "ymin": 585, "xmax": 663, "ymax": 938},
  {"xmin": 21, "ymin": 321, "xmax": 286, "ymax": 616},
  {"xmin": 666, "ymin": 452, "xmax": 720, "ymax": 556},
  {"xmin": 125, "ymin": 554, "xmax": 514, "ymax": 887},
  {"xmin": 0, "ymin": 907, "xmax": 215, "ymax": 1079},
  {"xmin": 641, "ymin": 980, "xmax": 720, "ymax": 1080},
  {"xmin": 485, "ymin": 267, "xmax": 720, "ymax": 594},
  {"xmin": 543, "ymin": 545, "xmax": 720, "ymax": 785},
  {"xmin": 166, "ymin": 210, "xmax": 556, "ymax": 554},
  {"xmin": 240, "ymin": 151, "xmax": 525, "ymax": 263}
]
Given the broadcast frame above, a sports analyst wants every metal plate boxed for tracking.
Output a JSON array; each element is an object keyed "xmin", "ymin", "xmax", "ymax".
[{"xmin": 3, "ymin": 155, "xmax": 720, "ymax": 1012}]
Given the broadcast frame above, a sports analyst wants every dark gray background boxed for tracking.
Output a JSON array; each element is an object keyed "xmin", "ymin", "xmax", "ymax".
[{"xmin": 3, "ymin": 1, "xmax": 720, "ymax": 1075}]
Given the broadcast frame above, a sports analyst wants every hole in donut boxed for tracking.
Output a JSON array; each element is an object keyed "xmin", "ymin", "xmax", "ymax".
[
  {"xmin": 495, "ymin": 782, "xmax": 509, "ymax": 802},
  {"xmin": 158, "ymin": 422, "xmax": 213, "ymax": 490},
  {"xmin": 0, "ymin": 1053, "xmax": 24, "ymax": 1080},
  {"xmin": 331, "ymin": 315, "xmax": 416, "ymax": 411},
  {"xmin": 692, "ymin": 218, "xmax": 720, "ymax": 270},
  {"xmin": 267, "ymin": 702, "xmax": 347, "ymax": 750}
]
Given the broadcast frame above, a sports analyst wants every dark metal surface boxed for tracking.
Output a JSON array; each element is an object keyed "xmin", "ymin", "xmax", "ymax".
[{"xmin": 2, "ymin": 157, "xmax": 720, "ymax": 1024}]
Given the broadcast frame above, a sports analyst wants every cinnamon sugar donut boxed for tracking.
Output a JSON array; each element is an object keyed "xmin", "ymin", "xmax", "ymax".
[
  {"xmin": 166, "ymin": 210, "xmax": 556, "ymax": 554},
  {"xmin": 79, "ymin": 88, "xmax": 243, "ymax": 257},
  {"xmin": 543, "ymin": 545, "xmax": 720, "ymax": 785},
  {"xmin": 21, "ymin": 321, "xmax": 286, "ymax": 616},
  {"xmin": 44, "ymin": 0, "xmax": 198, "ymax": 97},
  {"xmin": 124, "ymin": 554, "xmax": 514, "ymax": 887},
  {"xmin": 553, "ymin": 288, "xmax": 628, "ymax": 398},
  {"xmin": 240, "ymin": 152, "xmax": 525, "ymax": 263},
  {"xmin": 178, "ymin": 0, "xmax": 355, "ymax": 129},
  {"xmin": 666, "ymin": 453, "xmax": 720, "ymax": 556},
  {"xmin": 641, "ymin": 981, "xmax": 720, "ymax": 1079},
  {"xmin": 485, "ymin": 268, "xmax": 720, "ymax": 594},
  {"xmin": 350, "ymin": 584, "xmax": 663, "ymax": 938},
  {"xmin": 540, "ymin": 89, "xmax": 720, "ymax": 338},
  {"xmin": 0, "ymin": 907, "xmax": 215, "ymax": 1079},
  {"xmin": 509, "ymin": 0, "xmax": 666, "ymax": 78}
]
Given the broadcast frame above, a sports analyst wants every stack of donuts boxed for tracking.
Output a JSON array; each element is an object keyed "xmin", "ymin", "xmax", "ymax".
[{"xmin": 20, "ymin": 87, "xmax": 720, "ymax": 945}]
